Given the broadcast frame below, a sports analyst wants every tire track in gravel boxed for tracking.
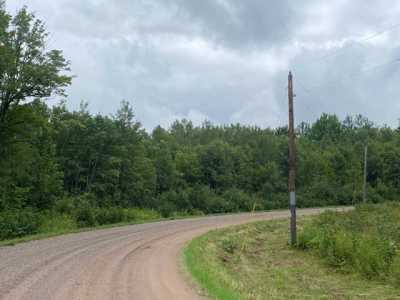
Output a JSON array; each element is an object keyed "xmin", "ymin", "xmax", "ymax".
[{"xmin": 1, "ymin": 223, "xmax": 184, "ymax": 299}]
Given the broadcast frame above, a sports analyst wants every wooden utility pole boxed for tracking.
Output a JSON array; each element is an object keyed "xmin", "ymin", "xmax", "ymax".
[
  {"xmin": 288, "ymin": 71, "xmax": 296, "ymax": 245},
  {"xmin": 363, "ymin": 145, "xmax": 368, "ymax": 203}
]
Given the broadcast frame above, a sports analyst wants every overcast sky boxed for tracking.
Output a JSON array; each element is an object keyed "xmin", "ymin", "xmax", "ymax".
[{"xmin": 7, "ymin": 0, "xmax": 400, "ymax": 130}]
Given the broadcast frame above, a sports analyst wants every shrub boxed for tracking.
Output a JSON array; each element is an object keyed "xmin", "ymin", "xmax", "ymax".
[
  {"xmin": 354, "ymin": 237, "xmax": 396, "ymax": 278},
  {"xmin": 189, "ymin": 185, "xmax": 216, "ymax": 213},
  {"xmin": 159, "ymin": 201, "xmax": 178, "ymax": 218},
  {"xmin": 38, "ymin": 213, "xmax": 77, "ymax": 233},
  {"xmin": 207, "ymin": 194, "xmax": 230, "ymax": 214},
  {"xmin": 54, "ymin": 197, "xmax": 76, "ymax": 215},
  {"xmin": 157, "ymin": 191, "xmax": 180, "ymax": 218},
  {"xmin": 262, "ymin": 193, "xmax": 287, "ymax": 210},
  {"xmin": 328, "ymin": 230, "xmax": 354, "ymax": 268},
  {"xmin": 74, "ymin": 206, "xmax": 96, "ymax": 227},
  {"xmin": 94, "ymin": 207, "xmax": 125, "ymax": 225},
  {"xmin": 190, "ymin": 209, "xmax": 205, "ymax": 216},
  {"xmin": 221, "ymin": 189, "xmax": 256, "ymax": 212},
  {"xmin": 389, "ymin": 254, "xmax": 400, "ymax": 284},
  {"xmin": 124, "ymin": 208, "xmax": 161, "ymax": 222},
  {"xmin": 297, "ymin": 203, "xmax": 400, "ymax": 281},
  {"xmin": 0, "ymin": 209, "xmax": 40, "ymax": 240},
  {"xmin": 297, "ymin": 223, "xmax": 324, "ymax": 250}
]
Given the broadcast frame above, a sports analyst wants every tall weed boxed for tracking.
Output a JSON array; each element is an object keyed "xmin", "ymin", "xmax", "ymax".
[{"xmin": 298, "ymin": 203, "xmax": 400, "ymax": 281}]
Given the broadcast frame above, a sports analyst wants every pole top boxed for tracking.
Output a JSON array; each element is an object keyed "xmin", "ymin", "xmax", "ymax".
[{"xmin": 289, "ymin": 71, "xmax": 292, "ymax": 78}]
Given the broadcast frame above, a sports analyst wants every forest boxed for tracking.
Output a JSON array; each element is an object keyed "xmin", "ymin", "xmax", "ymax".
[{"xmin": 1, "ymin": 4, "xmax": 399, "ymax": 240}]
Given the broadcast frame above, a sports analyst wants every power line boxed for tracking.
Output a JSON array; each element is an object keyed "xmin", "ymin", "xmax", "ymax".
[
  {"xmin": 293, "ymin": 57, "xmax": 400, "ymax": 93},
  {"xmin": 281, "ymin": 79, "xmax": 323, "ymax": 125},
  {"xmin": 359, "ymin": 58, "xmax": 400, "ymax": 75},
  {"xmin": 321, "ymin": 57, "xmax": 400, "ymax": 89},
  {"xmin": 295, "ymin": 79, "xmax": 328, "ymax": 119},
  {"xmin": 286, "ymin": 57, "xmax": 400, "ymax": 126},
  {"xmin": 289, "ymin": 19, "xmax": 400, "ymax": 80},
  {"xmin": 320, "ymin": 22, "xmax": 400, "ymax": 61},
  {"xmin": 281, "ymin": 13, "xmax": 400, "ymax": 125}
]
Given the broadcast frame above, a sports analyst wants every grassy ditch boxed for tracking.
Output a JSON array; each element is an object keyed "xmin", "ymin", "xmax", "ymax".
[{"xmin": 184, "ymin": 209, "xmax": 400, "ymax": 299}]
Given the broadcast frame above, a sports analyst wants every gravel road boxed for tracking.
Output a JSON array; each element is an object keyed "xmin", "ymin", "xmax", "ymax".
[{"xmin": 0, "ymin": 208, "xmax": 348, "ymax": 300}]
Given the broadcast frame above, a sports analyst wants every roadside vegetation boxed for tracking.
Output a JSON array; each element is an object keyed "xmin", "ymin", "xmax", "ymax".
[
  {"xmin": 298, "ymin": 202, "xmax": 400, "ymax": 283},
  {"xmin": 184, "ymin": 206, "xmax": 400, "ymax": 300},
  {"xmin": 2, "ymin": 3, "xmax": 400, "ymax": 243},
  {"xmin": 0, "ymin": 206, "xmax": 164, "ymax": 246}
]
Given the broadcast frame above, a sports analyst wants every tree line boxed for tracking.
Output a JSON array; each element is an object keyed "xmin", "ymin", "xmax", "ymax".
[
  {"xmin": 1, "ymin": 98, "xmax": 398, "ymax": 214},
  {"xmin": 0, "ymin": 4, "xmax": 399, "ymax": 239}
]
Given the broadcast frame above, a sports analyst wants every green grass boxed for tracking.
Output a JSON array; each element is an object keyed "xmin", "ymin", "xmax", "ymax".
[{"xmin": 184, "ymin": 215, "xmax": 400, "ymax": 300}]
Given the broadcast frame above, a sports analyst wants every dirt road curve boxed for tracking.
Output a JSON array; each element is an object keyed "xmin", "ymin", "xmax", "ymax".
[{"xmin": 0, "ymin": 208, "xmax": 348, "ymax": 300}]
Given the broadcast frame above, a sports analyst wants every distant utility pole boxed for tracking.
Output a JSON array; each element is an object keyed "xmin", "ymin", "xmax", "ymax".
[
  {"xmin": 288, "ymin": 71, "xmax": 296, "ymax": 245},
  {"xmin": 363, "ymin": 145, "xmax": 368, "ymax": 203}
]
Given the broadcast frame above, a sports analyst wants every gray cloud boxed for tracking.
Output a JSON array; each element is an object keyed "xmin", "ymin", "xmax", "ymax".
[
  {"xmin": 164, "ymin": 0, "xmax": 294, "ymax": 48},
  {"xmin": 6, "ymin": 0, "xmax": 400, "ymax": 129}
]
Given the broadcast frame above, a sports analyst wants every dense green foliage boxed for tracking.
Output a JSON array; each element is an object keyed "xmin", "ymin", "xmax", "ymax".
[
  {"xmin": 1, "ymin": 4, "xmax": 399, "ymax": 240},
  {"xmin": 2, "ymin": 102, "xmax": 390, "ymax": 240},
  {"xmin": 298, "ymin": 204, "xmax": 400, "ymax": 283}
]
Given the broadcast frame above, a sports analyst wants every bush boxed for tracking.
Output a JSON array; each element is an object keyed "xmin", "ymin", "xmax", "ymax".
[
  {"xmin": 124, "ymin": 208, "xmax": 161, "ymax": 222},
  {"xmin": 262, "ymin": 193, "xmax": 287, "ymax": 210},
  {"xmin": 221, "ymin": 189, "xmax": 256, "ymax": 212},
  {"xmin": 354, "ymin": 237, "xmax": 396, "ymax": 278},
  {"xmin": 331, "ymin": 231, "xmax": 355, "ymax": 267},
  {"xmin": 54, "ymin": 197, "xmax": 76, "ymax": 215},
  {"xmin": 297, "ymin": 223, "xmax": 324, "ymax": 250},
  {"xmin": 297, "ymin": 203, "xmax": 400, "ymax": 281},
  {"xmin": 38, "ymin": 213, "xmax": 77, "ymax": 233},
  {"xmin": 94, "ymin": 207, "xmax": 125, "ymax": 225},
  {"xmin": 159, "ymin": 201, "xmax": 178, "ymax": 218},
  {"xmin": 0, "ymin": 209, "xmax": 41, "ymax": 240},
  {"xmin": 155, "ymin": 187, "xmax": 265, "ymax": 216},
  {"xmin": 157, "ymin": 191, "xmax": 180, "ymax": 218},
  {"xmin": 189, "ymin": 185, "xmax": 216, "ymax": 213},
  {"xmin": 190, "ymin": 209, "xmax": 205, "ymax": 216},
  {"xmin": 389, "ymin": 254, "xmax": 400, "ymax": 284},
  {"xmin": 74, "ymin": 206, "xmax": 96, "ymax": 227}
]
